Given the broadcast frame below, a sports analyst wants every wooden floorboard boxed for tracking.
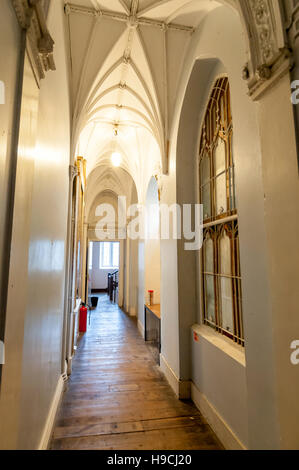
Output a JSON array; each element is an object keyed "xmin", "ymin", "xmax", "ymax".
[{"xmin": 51, "ymin": 295, "xmax": 222, "ymax": 451}]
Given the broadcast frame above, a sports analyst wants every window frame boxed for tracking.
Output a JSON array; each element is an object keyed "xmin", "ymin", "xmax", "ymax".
[
  {"xmin": 199, "ymin": 77, "xmax": 244, "ymax": 346},
  {"xmin": 88, "ymin": 242, "xmax": 93, "ymax": 270},
  {"xmin": 99, "ymin": 241, "xmax": 120, "ymax": 270},
  {"xmin": 199, "ymin": 77, "xmax": 236, "ymax": 224}
]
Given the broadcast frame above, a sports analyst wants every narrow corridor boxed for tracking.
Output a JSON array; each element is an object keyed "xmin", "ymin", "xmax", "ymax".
[{"xmin": 51, "ymin": 296, "xmax": 221, "ymax": 450}]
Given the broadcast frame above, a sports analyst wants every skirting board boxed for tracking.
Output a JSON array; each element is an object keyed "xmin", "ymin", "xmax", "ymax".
[
  {"xmin": 129, "ymin": 307, "xmax": 137, "ymax": 317},
  {"xmin": 191, "ymin": 382, "xmax": 247, "ymax": 450},
  {"xmin": 38, "ymin": 375, "xmax": 64, "ymax": 450},
  {"xmin": 160, "ymin": 354, "xmax": 190, "ymax": 399},
  {"xmin": 138, "ymin": 319, "xmax": 144, "ymax": 339}
]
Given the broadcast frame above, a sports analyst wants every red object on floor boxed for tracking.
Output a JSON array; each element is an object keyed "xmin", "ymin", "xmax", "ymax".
[{"xmin": 79, "ymin": 305, "xmax": 88, "ymax": 333}]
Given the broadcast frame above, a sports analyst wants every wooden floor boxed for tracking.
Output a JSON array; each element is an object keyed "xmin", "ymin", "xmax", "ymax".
[{"xmin": 51, "ymin": 295, "xmax": 222, "ymax": 450}]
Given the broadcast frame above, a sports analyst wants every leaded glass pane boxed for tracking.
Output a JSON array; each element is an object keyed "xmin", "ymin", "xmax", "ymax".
[
  {"xmin": 202, "ymin": 183, "xmax": 211, "ymax": 220},
  {"xmin": 205, "ymin": 275, "xmax": 215, "ymax": 324},
  {"xmin": 220, "ymin": 233, "xmax": 231, "ymax": 275},
  {"xmin": 204, "ymin": 236, "xmax": 214, "ymax": 273},
  {"xmin": 200, "ymin": 152, "xmax": 210, "ymax": 186},
  {"xmin": 220, "ymin": 277, "xmax": 234, "ymax": 333},
  {"xmin": 215, "ymin": 172, "xmax": 227, "ymax": 215},
  {"xmin": 220, "ymin": 96, "xmax": 225, "ymax": 124},
  {"xmin": 214, "ymin": 138, "xmax": 226, "ymax": 176},
  {"xmin": 212, "ymin": 106, "xmax": 216, "ymax": 136},
  {"xmin": 200, "ymin": 78, "xmax": 244, "ymax": 345}
]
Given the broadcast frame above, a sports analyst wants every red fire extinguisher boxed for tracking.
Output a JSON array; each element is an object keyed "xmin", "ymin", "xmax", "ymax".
[{"xmin": 79, "ymin": 303, "xmax": 88, "ymax": 333}]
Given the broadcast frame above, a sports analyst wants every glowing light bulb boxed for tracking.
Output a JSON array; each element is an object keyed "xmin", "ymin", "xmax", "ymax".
[{"xmin": 111, "ymin": 152, "xmax": 121, "ymax": 167}]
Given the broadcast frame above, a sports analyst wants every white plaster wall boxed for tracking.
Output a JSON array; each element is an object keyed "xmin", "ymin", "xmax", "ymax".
[
  {"xmin": 90, "ymin": 269, "xmax": 110, "ymax": 290},
  {"xmin": 0, "ymin": 0, "xmax": 20, "ymax": 317},
  {"xmin": 18, "ymin": 1, "xmax": 71, "ymax": 449},
  {"xmin": 0, "ymin": 0, "xmax": 297, "ymax": 451},
  {"xmin": 160, "ymin": 4, "xmax": 283, "ymax": 449},
  {"xmin": 0, "ymin": 52, "xmax": 40, "ymax": 451},
  {"xmin": 145, "ymin": 177, "xmax": 161, "ymax": 305},
  {"xmin": 138, "ymin": 241, "xmax": 145, "ymax": 330},
  {"xmin": 0, "ymin": 1, "xmax": 71, "ymax": 449},
  {"xmin": 90, "ymin": 242, "xmax": 111, "ymax": 290},
  {"xmin": 124, "ymin": 184, "xmax": 139, "ymax": 315},
  {"xmin": 88, "ymin": 191, "xmax": 119, "ymax": 231},
  {"xmin": 129, "ymin": 238, "xmax": 139, "ymax": 316},
  {"xmin": 174, "ymin": 56, "xmax": 250, "ymax": 448},
  {"xmin": 191, "ymin": 330, "xmax": 249, "ymax": 448},
  {"xmin": 145, "ymin": 240, "xmax": 161, "ymax": 305},
  {"xmin": 159, "ymin": 163, "xmax": 180, "ymax": 377},
  {"xmin": 0, "ymin": 11, "xmax": 21, "ymax": 445},
  {"xmin": 257, "ymin": 74, "xmax": 299, "ymax": 449}
]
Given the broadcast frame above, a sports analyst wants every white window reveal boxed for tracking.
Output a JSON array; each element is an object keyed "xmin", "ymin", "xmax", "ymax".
[
  {"xmin": 88, "ymin": 242, "xmax": 93, "ymax": 270},
  {"xmin": 100, "ymin": 242, "xmax": 120, "ymax": 270}
]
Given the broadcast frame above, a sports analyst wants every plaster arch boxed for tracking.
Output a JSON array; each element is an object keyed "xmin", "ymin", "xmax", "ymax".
[
  {"xmin": 157, "ymin": 2, "xmax": 292, "ymax": 449},
  {"xmin": 85, "ymin": 164, "xmax": 139, "ymax": 314},
  {"xmin": 85, "ymin": 164, "xmax": 140, "ymax": 218},
  {"xmin": 87, "ymin": 189, "xmax": 120, "ymax": 225}
]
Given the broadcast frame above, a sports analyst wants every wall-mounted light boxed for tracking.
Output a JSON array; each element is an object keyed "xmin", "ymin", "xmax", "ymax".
[{"xmin": 111, "ymin": 152, "xmax": 121, "ymax": 167}]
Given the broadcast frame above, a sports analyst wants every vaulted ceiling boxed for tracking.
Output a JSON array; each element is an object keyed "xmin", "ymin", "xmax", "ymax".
[{"xmin": 66, "ymin": 0, "xmax": 225, "ymax": 182}]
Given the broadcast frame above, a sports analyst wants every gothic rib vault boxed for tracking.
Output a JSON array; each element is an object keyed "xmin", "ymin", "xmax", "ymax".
[
  {"xmin": 11, "ymin": 0, "xmax": 291, "ymax": 188},
  {"xmin": 64, "ymin": 0, "xmax": 290, "ymax": 184}
]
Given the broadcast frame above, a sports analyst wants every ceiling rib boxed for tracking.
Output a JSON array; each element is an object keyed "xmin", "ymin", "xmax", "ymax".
[
  {"xmin": 84, "ymin": 58, "xmax": 162, "ymax": 130},
  {"xmin": 130, "ymin": 0, "xmax": 139, "ymax": 16},
  {"xmin": 86, "ymin": 83, "xmax": 158, "ymax": 129},
  {"xmin": 65, "ymin": 3, "xmax": 194, "ymax": 33},
  {"xmin": 86, "ymin": 104, "xmax": 158, "ymax": 138}
]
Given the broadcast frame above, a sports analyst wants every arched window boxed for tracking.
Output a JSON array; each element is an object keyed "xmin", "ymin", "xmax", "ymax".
[{"xmin": 199, "ymin": 77, "xmax": 244, "ymax": 345}]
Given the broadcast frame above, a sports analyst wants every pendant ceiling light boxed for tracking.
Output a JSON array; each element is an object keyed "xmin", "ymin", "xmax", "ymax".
[
  {"xmin": 111, "ymin": 124, "xmax": 121, "ymax": 167},
  {"xmin": 111, "ymin": 152, "xmax": 121, "ymax": 167}
]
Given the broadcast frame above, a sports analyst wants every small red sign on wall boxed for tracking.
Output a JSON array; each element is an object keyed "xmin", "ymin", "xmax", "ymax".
[{"xmin": 193, "ymin": 331, "xmax": 199, "ymax": 342}]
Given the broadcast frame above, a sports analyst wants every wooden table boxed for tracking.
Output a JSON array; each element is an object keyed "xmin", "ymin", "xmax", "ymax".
[{"xmin": 144, "ymin": 304, "xmax": 161, "ymax": 356}]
